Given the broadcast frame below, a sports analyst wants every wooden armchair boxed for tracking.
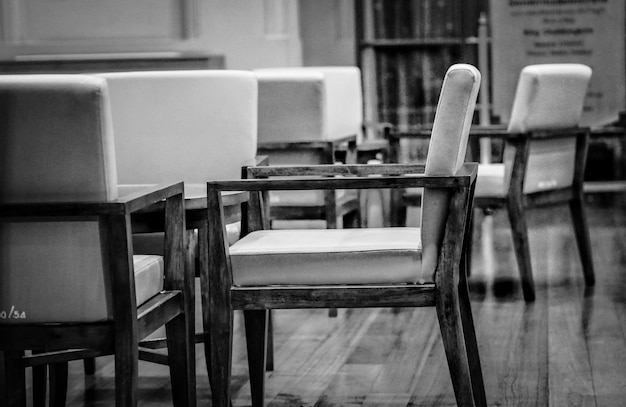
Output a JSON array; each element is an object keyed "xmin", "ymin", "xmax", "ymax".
[
  {"xmin": 0, "ymin": 75, "xmax": 194, "ymax": 406},
  {"xmin": 470, "ymin": 63, "xmax": 595, "ymax": 301},
  {"xmin": 205, "ymin": 64, "xmax": 485, "ymax": 406}
]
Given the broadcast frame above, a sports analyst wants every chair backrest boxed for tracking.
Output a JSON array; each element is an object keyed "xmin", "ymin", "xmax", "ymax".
[
  {"xmin": 96, "ymin": 70, "xmax": 258, "ymax": 186},
  {"xmin": 504, "ymin": 64, "xmax": 592, "ymax": 193},
  {"xmin": 0, "ymin": 75, "xmax": 117, "ymax": 323},
  {"xmin": 421, "ymin": 64, "xmax": 481, "ymax": 278},
  {"xmin": 254, "ymin": 66, "xmax": 363, "ymax": 148}
]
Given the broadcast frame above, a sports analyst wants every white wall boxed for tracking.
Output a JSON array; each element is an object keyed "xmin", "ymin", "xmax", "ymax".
[
  {"xmin": 299, "ymin": 0, "xmax": 356, "ymax": 67},
  {"xmin": 0, "ymin": 0, "xmax": 303, "ymax": 69},
  {"xmin": 201, "ymin": 0, "xmax": 302, "ymax": 69}
]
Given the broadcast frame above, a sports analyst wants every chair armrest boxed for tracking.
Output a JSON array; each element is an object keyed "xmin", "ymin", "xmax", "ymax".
[
  {"xmin": 257, "ymin": 135, "xmax": 357, "ymax": 151},
  {"xmin": 246, "ymin": 163, "xmax": 425, "ymax": 178},
  {"xmin": 0, "ymin": 182, "xmax": 184, "ymax": 219},
  {"xmin": 211, "ymin": 163, "xmax": 477, "ymax": 192},
  {"xmin": 387, "ymin": 124, "xmax": 511, "ymax": 140},
  {"xmin": 117, "ymin": 182, "xmax": 185, "ymax": 213}
]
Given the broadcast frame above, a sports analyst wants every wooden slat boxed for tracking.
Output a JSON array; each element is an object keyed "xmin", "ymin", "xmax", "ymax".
[
  {"xmin": 22, "ymin": 349, "xmax": 105, "ymax": 368},
  {"xmin": 208, "ymin": 174, "xmax": 471, "ymax": 192},
  {"xmin": 0, "ymin": 324, "xmax": 114, "ymax": 351},
  {"xmin": 231, "ymin": 285, "xmax": 436, "ymax": 310},
  {"xmin": 136, "ymin": 292, "xmax": 183, "ymax": 340}
]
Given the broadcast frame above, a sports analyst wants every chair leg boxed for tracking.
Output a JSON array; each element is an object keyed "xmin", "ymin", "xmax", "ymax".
[
  {"xmin": 506, "ymin": 201, "xmax": 535, "ymax": 302},
  {"xmin": 166, "ymin": 312, "xmax": 196, "ymax": 407},
  {"xmin": 83, "ymin": 357, "xmax": 96, "ymax": 375},
  {"xmin": 208, "ymin": 298, "xmax": 233, "ymax": 407},
  {"xmin": 569, "ymin": 197, "xmax": 595, "ymax": 286},
  {"xmin": 114, "ymin": 337, "xmax": 138, "ymax": 406},
  {"xmin": 244, "ymin": 310, "xmax": 268, "ymax": 407},
  {"xmin": 49, "ymin": 362, "xmax": 68, "ymax": 407},
  {"xmin": 3, "ymin": 351, "xmax": 26, "ymax": 407},
  {"xmin": 265, "ymin": 312, "xmax": 274, "ymax": 372},
  {"xmin": 343, "ymin": 208, "xmax": 361, "ymax": 229},
  {"xmin": 465, "ymin": 213, "xmax": 475, "ymax": 278},
  {"xmin": 458, "ymin": 278, "xmax": 487, "ymax": 406},
  {"xmin": 390, "ymin": 189, "xmax": 407, "ymax": 227},
  {"xmin": 436, "ymin": 285, "xmax": 478, "ymax": 406},
  {"xmin": 31, "ymin": 357, "xmax": 46, "ymax": 407}
]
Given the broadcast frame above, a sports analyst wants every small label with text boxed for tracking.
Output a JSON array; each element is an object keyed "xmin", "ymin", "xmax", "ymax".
[{"xmin": 0, "ymin": 306, "xmax": 27, "ymax": 320}]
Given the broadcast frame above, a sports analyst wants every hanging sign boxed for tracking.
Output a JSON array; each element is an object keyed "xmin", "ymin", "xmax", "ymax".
[{"xmin": 490, "ymin": 0, "xmax": 625, "ymax": 126}]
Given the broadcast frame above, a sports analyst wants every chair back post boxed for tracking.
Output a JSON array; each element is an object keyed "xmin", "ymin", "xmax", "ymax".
[
  {"xmin": 421, "ymin": 64, "xmax": 481, "ymax": 279},
  {"xmin": 104, "ymin": 211, "xmax": 139, "ymax": 406},
  {"xmin": 206, "ymin": 185, "xmax": 237, "ymax": 299},
  {"xmin": 505, "ymin": 136, "xmax": 532, "ymax": 205},
  {"xmin": 163, "ymin": 192, "xmax": 187, "ymax": 291},
  {"xmin": 572, "ymin": 130, "xmax": 591, "ymax": 196},
  {"xmin": 434, "ymin": 179, "xmax": 473, "ymax": 289},
  {"xmin": 461, "ymin": 170, "xmax": 479, "ymax": 283}
]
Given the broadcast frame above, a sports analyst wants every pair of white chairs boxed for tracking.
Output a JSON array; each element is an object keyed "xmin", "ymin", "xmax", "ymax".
[{"xmin": 388, "ymin": 63, "xmax": 595, "ymax": 302}]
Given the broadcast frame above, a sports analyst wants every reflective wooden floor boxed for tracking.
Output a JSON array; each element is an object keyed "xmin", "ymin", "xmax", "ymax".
[{"xmin": 25, "ymin": 193, "xmax": 626, "ymax": 406}]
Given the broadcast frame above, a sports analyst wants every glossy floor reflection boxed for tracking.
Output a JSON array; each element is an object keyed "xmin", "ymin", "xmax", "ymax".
[{"xmin": 22, "ymin": 193, "xmax": 626, "ymax": 406}]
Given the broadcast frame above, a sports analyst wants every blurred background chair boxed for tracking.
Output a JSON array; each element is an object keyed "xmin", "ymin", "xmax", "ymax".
[
  {"xmin": 253, "ymin": 66, "xmax": 364, "ymax": 230},
  {"xmin": 95, "ymin": 70, "xmax": 259, "ymax": 378},
  {"xmin": 470, "ymin": 63, "xmax": 594, "ymax": 301},
  {"xmin": 0, "ymin": 75, "xmax": 194, "ymax": 406},
  {"xmin": 206, "ymin": 64, "xmax": 485, "ymax": 406}
]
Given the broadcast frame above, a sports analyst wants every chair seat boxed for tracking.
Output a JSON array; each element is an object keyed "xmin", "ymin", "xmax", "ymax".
[
  {"xmin": 230, "ymin": 228, "xmax": 424, "ymax": 286},
  {"xmin": 475, "ymin": 163, "xmax": 506, "ymax": 198},
  {"xmin": 133, "ymin": 255, "xmax": 165, "ymax": 307}
]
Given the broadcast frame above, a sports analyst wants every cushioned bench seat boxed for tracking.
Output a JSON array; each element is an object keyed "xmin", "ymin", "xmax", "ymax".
[{"xmin": 230, "ymin": 227, "xmax": 424, "ymax": 286}]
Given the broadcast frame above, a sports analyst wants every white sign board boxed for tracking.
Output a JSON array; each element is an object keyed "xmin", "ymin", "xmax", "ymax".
[{"xmin": 490, "ymin": 0, "xmax": 625, "ymax": 126}]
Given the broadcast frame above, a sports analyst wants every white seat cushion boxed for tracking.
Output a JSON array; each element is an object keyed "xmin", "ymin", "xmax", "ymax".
[
  {"xmin": 475, "ymin": 163, "xmax": 506, "ymax": 198},
  {"xmin": 133, "ymin": 255, "xmax": 165, "ymax": 307},
  {"xmin": 230, "ymin": 228, "xmax": 425, "ymax": 286}
]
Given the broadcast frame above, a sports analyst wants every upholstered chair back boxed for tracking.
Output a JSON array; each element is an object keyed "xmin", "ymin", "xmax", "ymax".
[
  {"xmin": 421, "ymin": 64, "xmax": 481, "ymax": 278},
  {"xmin": 0, "ymin": 75, "xmax": 118, "ymax": 323},
  {"xmin": 252, "ymin": 67, "xmax": 364, "ymax": 215},
  {"xmin": 254, "ymin": 66, "xmax": 363, "ymax": 147},
  {"xmin": 96, "ymin": 70, "xmax": 258, "ymax": 188},
  {"xmin": 504, "ymin": 64, "xmax": 592, "ymax": 193}
]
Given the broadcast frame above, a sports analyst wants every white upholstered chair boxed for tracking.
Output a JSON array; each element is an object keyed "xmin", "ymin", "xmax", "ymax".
[
  {"xmin": 0, "ymin": 75, "xmax": 194, "ymax": 406},
  {"xmin": 472, "ymin": 63, "xmax": 594, "ymax": 301},
  {"xmin": 253, "ymin": 66, "xmax": 364, "ymax": 229},
  {"xmin": 94, "ymin": 69, "xmax": 259, "ymax": 376},
  {"xmin": 206, "ymin": 64, "xmax": 486, "ymax": 406}
]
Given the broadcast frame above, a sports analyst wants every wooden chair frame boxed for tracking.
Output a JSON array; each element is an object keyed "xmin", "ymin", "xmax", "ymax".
[
  {"xmin": 468, "ymin": 127, "xmax": 595, "ymax": 301},
  {"xmin": 0, "ymin": 182, "xmax": 196, "ymax": 407},
  {"xmin": 256, "ymin": 135, "xmax": 361, "ymax": 228},
  {"xmin": 205, "ymin": 162, "xmax": 486, "ymax": 407}
]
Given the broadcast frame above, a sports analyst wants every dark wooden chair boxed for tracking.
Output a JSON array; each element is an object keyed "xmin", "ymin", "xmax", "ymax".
[
  {"xmin": 206, "ymin": 64, "xmax": 486, "ymax": 406},
  {"xmin": 0, "ymin": 75, "xmax": 195, "ymax": 406},
  {"xmin": 470, "ymin": 64, "xmax": 595, "ymax": 302}
]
